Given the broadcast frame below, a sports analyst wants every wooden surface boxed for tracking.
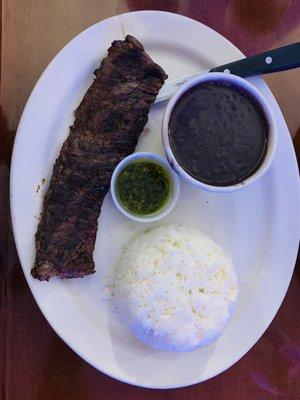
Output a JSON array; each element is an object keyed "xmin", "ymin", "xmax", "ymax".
[{"xmin": 1, "ymin": 1, "xmax": 299, "ymax": 399}]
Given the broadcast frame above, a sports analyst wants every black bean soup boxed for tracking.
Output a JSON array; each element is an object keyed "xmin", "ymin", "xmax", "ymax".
[{"xmin": 168, "ymin": 82, "xmax": 269, "ymax": 186}]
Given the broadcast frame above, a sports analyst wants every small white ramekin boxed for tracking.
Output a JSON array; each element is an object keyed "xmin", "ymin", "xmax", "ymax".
[
  {"xmin": 162, "ymin": 72, "xmax": 278, "ymax": 192},
  {"xmin": 110, "ymin": 152, "xmax": 180, "ymax": 223}
]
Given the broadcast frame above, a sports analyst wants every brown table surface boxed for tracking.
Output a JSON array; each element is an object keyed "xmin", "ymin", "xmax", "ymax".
[{"xmin": 1, "ymin": 1, "xmax": 300, "ymax": 399}]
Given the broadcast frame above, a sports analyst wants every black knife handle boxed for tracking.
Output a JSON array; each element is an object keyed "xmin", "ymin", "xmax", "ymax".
[{"xmin": 210, "ymin": 42, "xmax": 300, "ymax": 77}]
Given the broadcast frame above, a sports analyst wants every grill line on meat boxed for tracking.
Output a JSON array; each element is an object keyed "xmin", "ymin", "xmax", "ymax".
[{"xmin": 31, "ymin": 35, "xmax": 167, "ymax": 281}]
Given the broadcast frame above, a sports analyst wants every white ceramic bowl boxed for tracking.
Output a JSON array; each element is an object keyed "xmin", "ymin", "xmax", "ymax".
[
  {"xmin": 110, "ymin": 152, "xmax": 180, "ymax": 222},
  {"xmin": 162, "ymin": 72, "xmax": 278, "ymax": 192}
]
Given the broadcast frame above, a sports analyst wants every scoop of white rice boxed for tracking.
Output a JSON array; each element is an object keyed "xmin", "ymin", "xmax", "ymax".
[{"xmin": 112, "ymin": 224, "xmax": 238, "ymax": 352}]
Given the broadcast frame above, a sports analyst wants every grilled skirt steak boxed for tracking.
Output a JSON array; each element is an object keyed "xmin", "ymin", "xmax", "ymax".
[{"xmin": 31, "ymin": 35, "xmax": 167, "ymax": 281}]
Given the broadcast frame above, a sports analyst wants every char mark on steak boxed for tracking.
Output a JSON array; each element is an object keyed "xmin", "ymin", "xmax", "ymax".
[{"xmin": 31, "ymin": 35, "xmax": 167, "ymax": 281}]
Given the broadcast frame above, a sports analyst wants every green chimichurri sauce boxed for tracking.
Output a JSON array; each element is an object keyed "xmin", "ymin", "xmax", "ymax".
[{"xmin": 116, "ymin": 160, "xmax": 172, "ymax": 216}]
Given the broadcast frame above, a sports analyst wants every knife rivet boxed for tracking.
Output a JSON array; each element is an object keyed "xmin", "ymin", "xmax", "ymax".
[
  {"xmin": 224, "ymin": 69, "xmax": 230, "ymax": 74},
  {"xmin": 265, "ymin": 56, "xmax": 272, "ymax": 64}
]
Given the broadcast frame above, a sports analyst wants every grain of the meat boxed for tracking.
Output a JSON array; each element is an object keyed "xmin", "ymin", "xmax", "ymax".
[{"xmin": 31, "ymin": 35, "xmax": 167, "ymax": 281}]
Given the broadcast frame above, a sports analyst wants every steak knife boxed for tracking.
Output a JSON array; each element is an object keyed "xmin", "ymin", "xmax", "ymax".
[{"xmin": 155, "ymin": 42, "xmax": 300, "ymax": 104}]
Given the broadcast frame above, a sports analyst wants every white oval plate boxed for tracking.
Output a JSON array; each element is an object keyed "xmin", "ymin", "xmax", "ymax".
[{"xmin": 10, "ymin": 11, "xmax": 300, "ymax": 389}]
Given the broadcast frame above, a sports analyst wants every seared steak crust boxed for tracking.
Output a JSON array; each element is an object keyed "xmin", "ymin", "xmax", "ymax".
[{"xmin": 32, "ymin": 35, "xmax": 167, "ymax": 281}]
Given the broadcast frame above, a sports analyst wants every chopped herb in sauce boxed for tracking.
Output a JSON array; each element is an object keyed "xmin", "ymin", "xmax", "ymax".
[{"xmin": 116, "ymin": 160, "xmax": 172, "ymax": 216}]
